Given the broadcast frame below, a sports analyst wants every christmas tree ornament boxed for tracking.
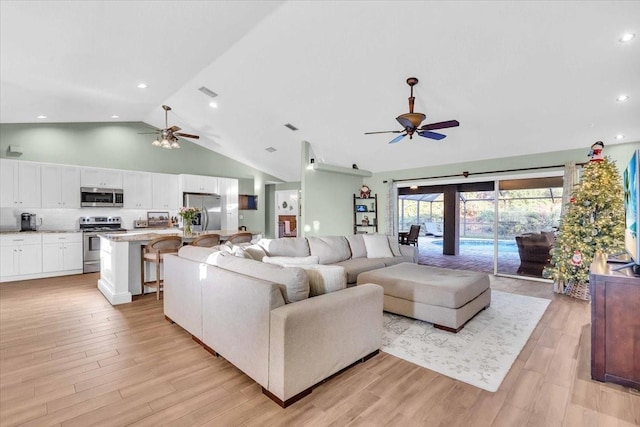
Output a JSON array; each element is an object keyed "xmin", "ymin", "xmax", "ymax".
[
  {"xmin": 571, "ymin": 250, "xmax": 583, "ymax": 266},
  {"xmin": 588, "ymin": 141, "xmax": 605, "ymax": 162}
]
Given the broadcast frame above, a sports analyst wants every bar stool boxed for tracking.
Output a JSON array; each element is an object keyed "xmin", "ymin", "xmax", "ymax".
[
  {"xmin": 225, "ymin": 232, "xmax": 253, "ymax": 244},
  {"xmin": 140, "ymin": 236, "xmax": 182, "ymax": 300},
  {"xmin": 190, "ymin": 233, "xmax": 221, "ymax": 247}
]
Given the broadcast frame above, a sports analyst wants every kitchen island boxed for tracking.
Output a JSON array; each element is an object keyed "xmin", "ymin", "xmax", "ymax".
[{"xmin": 97, "ymin": 229, "xmax": 260, "ymax": 305}]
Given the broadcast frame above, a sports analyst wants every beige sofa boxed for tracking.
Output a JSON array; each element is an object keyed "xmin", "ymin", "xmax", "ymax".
[{"xmin": 163, "ymin": 234, "xmax": 411, "ymax": 407}]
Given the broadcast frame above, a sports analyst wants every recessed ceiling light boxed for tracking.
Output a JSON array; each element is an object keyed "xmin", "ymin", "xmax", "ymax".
[
  {"xmin": 208, "ymin": 102, "xmax": 218, "ymax": 109},
  {"xmin": 36, "ymin": 115, "xmax": 47, "ymax": 119},
  {"xmin": 615, "ymin": 134, "xmax": 625, "ymax": 140},
  {"xmin": 111, "ymin": 115, "xmax": 119, "ymax": 119},
  {"xmin": 619, "ymin": 33, "xmax": 635, "ymax": 43},
  {"xmin": 137, "ymin": 83, "xmax": 148, "ymax": 89},
  {"xmin": 616, "ymin": 94, "xmax": 630, "ymax": 102}
]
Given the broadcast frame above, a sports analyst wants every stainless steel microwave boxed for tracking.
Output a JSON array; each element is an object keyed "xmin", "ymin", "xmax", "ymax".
[{"xmin": 80, "ymin": 187, "xmax": 124, "ymax": 207}]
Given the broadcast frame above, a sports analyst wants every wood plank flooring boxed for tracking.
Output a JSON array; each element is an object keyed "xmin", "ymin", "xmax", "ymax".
[{"xmin": 1, "ymin": 273, "xmax": 638, "ymax": 426}]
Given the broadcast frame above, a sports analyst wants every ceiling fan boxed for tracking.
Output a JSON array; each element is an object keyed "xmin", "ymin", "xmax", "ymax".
[
  {"xmin": 141, "ymin": 105, "xmax": 200, "ymax": 149},
  {"xmin": 365, "ymin": 77, "xmax": 459, "ymax": 144}
]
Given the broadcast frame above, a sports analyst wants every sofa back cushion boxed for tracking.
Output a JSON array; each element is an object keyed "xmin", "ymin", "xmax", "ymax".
[
  {"xmin": 257, "ymin": 238, "xmax": 310, "ymax": 257},
  {"xmin": 307, "ymin": 236, "xmax": 352, "ymax": 264},
  {"xmin": 387, "ymin": 236, "xmax": 402, "ymax": 256},
  {"xmin": 263, "ymin": 256, "xmax": 319, "ymax": 266},
  {"xmin": 346, "ymin": 234, "xmax": 367, "ymax": 259},
  {"xmin": 291, "ymin": 264, "xmax": 347, "ymax": 297},
  {"xmin": 216, "ymin": 256, "xmax": 309, "ymax": 303},
  {"xmin": 178, "ymin": 245, "xmax": 230, "ymax": 265},
  {"xmin": 363, "ymin": 234, "xmax": 394, "ymax": 258}
]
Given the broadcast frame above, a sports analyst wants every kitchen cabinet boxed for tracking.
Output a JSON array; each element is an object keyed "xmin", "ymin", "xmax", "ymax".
[
  {"xmin": 42, "ymin": 233, "xmax": 83, "ymax": 273},
  {"xmin": 0, "ymin": 233, "xmax": 42, "ymax": 279},
  {"xmin": 220, "ymin": 177, "xmax": 239, "ymax": 231},
  {"xmin": 152, "ymin": 173, "xmax": 179, "ymax": 210},
  {"xmin": 41, "ymin": 164, "xmax": 81, "ymax": 208},
  {"xmin": 81, "ymin": 167, "xmax": 123, "ymax": 188},
  {"xmin": 123, "ymin": 171, "xmax": 152, "ymax": 209},
  {"xmin": 180, "ymin": 174, "xmax": 219, "ymax": 194},
  {"xmin": 0, "ymin": 159, "xmax": 42, "ymax": 208}
]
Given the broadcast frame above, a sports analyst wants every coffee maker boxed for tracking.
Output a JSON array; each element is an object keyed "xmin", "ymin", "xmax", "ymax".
[{"xmin": 20, "ymin": 213, "xmax": 37, "ymax": 231}]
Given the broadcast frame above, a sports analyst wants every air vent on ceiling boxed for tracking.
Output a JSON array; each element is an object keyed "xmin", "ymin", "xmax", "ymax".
[
  {"xmin": 284, "ymin": 123, "xmax": 298, "ymax": 131},
  {"xmin": 198, "ymin": 86, "xmax": 218, "ymax": 98},
  {"xmin": 265, "ymin": 147, "xmax": 277, "ymax": 153}
]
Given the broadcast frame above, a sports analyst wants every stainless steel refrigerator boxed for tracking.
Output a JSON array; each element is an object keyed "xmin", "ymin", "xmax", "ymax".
[{"xmin": 183, "ymin": 193, "xmax": 221, "ymax": 231}]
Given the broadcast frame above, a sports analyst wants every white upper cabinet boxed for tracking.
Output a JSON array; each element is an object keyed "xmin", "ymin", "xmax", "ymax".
[
  {"xmin": 219, "ymin": 177, "xmax": 239, "ymax": 231},
  {"xmin": 0, "ymin": 159, "xmax": 41, "ymax": 208},
  {"xmin": 152, "ymin": 173, "xmax": 179, "ymax": 210},
  {"xmin": 180, "ymin": 174, "xmax": 219, "ymax": 194},
  {"xmin": 123, "ymin": 171, "xmax": 152, "ymax": 209},
  {"xmin": 80, "ymin": 167, "xmax": 123, "ymax": 188},
  {"xmin": 41, "ymin": 164, "xmax": 81, "ymax": 208}
]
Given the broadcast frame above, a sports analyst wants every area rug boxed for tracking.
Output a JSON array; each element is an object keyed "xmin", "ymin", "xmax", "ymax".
[{"xmin": 381, "ymin": 290, "xmax": 551, "ymax": 392}]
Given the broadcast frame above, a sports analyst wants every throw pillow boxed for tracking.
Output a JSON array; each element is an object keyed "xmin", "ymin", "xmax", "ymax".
[
  {"xmin": 288, "ymin": 264, "xmax": 347, "ymax": 297},
  {"xmin": 262, "ymin": 255, "xmax": 320, "ymax": 266},
  {"xmin": 243, "ymin": 244, "xmax": 268, "ymax": 261},
  {"xmin": 387, "ymin": 235, "xmax": 402, "ymax": 256},
  {"xmin": 346, "ymin": 234, "xmax": 367, "ymax": 259},
  {"xmin": 363, "ymin": 234, "xmax": 394, "ymax": 258}
]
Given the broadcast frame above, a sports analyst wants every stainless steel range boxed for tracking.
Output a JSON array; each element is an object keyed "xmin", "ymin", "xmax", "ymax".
[{"xmin": 80, "ymin": 216, "xmax": 127, "ymax": 273}]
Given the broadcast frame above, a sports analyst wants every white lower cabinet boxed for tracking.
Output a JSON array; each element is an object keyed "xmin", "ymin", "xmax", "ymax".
[
  {"xmin": 0, "ymin": 233, "xmax": 43, "ymax": 279},
  {"xmin": 0, "ymin": 232, "xmax": 83, "ymax": 282},
  {"xmin": 42, "ymin": 233, "xmax": 83, "ymax": 273}
]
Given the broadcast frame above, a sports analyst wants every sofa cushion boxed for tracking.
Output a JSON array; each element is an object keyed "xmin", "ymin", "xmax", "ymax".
[
  {"xmin": 263, "ymin": 256, "xmax": 319, "ymax": 266},
  {"xmin": 363, "ymin": 234, "xmax": 393, "ymax": 258},
  {"xmin": 288, "ymin": 264, "xmax": 347, "ymax": 297},
  {"xmin": 382, "ymin": 256, "xmax": 414, "ymax": 267},
  {"xmin": 216, "ymin": 256, "xmax": 309, "ymax": 303},
  {"xmin": 307, "ymin": 236, "xmax": 351, "ymax": 264},
  {"xmin": 333, "ymin": 258, "xmax": 386, "ymax": 284},
  {"xmin": 178, "ymin": 245, "xmax": 230, "ymax": 265},
  {"xmin": 346, "ymin": 234, "xmax": 367, "ymax": 259},
  {"xmin": 243, "ymin": 244, "xmax": 268, "ymax": 261},
  {"xmin": 257, "ymin": 238, "xmax": 310, "ymax": 257},
  {"xmin": 387, "ymin": 236, "xmax": 402, "ymax": 257}
]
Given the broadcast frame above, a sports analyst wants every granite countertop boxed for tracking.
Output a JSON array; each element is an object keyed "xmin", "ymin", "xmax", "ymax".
[
  {"xmin": 99, "ymin": 231, "xmax": 182, "ymax": 242},
  {"xmin": 0, "ymin": 230, "xmax": 82, "ymax": 235}
]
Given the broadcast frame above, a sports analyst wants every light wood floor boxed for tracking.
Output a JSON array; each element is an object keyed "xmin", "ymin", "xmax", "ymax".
[{"xmin": 1, "ymin": 273, "xmax": 638, "ymax": 427}]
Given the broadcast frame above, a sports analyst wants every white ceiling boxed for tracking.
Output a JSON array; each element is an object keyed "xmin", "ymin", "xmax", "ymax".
[{"xmin": 1, "ymin": 1, "xmax": 639, "ymax": 182}]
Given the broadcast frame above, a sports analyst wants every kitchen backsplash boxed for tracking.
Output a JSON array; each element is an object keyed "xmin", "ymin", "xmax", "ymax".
[{"xmin": 0, "ymin": 207, "xmax": 178, "ymax": 232}]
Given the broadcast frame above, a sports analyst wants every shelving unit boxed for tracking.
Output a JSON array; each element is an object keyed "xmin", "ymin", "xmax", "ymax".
[{"xmin": 353, "ymin": 193, "xmax": 378, "ymax": 234}]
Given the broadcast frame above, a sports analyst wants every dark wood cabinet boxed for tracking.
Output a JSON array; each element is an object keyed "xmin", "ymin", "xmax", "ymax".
[{"xmin": 589, "ymin": 260, "xmax": 640, "ymax": 389}]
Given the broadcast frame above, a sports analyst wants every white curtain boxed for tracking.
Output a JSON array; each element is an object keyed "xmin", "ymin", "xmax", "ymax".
[
  {"xmin": 554, "ymin": 162, "xmax": 579, "ymax": 293},
  {"xmin": 387, "ymin": 181, "xmax": 398, "ymax": 237}
]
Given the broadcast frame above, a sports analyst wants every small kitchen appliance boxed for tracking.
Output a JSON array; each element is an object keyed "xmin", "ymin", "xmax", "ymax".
[{"xmin": 20, "ymin": 213, "xmax": 37, "ymax": 231}]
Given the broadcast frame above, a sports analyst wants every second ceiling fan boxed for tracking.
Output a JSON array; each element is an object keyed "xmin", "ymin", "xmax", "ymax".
[{"xmin": 365, "ymin": 77, "xmax": 459, "ymax": 144}]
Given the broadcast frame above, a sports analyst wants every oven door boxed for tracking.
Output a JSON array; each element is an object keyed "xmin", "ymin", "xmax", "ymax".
[{"xmin": 83, "ymin": 232, "xmax": 102, "ymax": 273}]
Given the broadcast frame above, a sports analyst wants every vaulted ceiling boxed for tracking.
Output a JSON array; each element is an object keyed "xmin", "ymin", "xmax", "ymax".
[{"xmin": 1, "ymin": 1, "xmax": 638, "ymax": 182}]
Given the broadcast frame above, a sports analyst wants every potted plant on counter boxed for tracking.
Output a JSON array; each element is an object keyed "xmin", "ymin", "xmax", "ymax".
[{"xmin": 178, "ymin": 206, "xmax": 200, "ymax": 236}]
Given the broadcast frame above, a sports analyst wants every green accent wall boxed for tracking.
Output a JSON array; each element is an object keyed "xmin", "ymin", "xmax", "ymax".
[{"xmin": 0, "ymin": 122, "xmax": 284, "ymax": 233}]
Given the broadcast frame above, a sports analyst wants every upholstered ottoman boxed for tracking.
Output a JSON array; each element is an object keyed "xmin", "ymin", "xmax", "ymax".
[{"xmin": 357, "ymin": 263, "xmax": 491, "ymax": 332}]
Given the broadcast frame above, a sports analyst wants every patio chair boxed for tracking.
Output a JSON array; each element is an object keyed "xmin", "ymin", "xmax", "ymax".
[
  {"xmin": 424, "ymin": 222, "xmax": 443, "ymax": 237},
  {"xmin": 403, "ymin": 224, "xmax": 421, "ymax": 246}
]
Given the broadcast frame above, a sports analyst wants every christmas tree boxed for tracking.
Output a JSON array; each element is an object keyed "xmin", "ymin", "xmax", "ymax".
[{"xmin": 544, "ymin": 142, "xmax": 625, "ymax": 298}]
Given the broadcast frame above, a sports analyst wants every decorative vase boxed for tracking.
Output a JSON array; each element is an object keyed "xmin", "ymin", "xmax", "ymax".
[{"xmin": 184, "ymin": 223, "xmax": 192, "ymax": 236}]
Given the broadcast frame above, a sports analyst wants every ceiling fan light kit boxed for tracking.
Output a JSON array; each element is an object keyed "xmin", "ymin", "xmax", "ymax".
[
  {"xmin": 365, "ymin": 77, "xmax": 459, "ymax": 144},
  {"xmin": 147, "ymin": 104, "xmax": 200, "ymax": 150}
]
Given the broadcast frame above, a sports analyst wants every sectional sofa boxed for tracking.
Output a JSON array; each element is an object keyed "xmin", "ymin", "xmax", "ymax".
[{"xmin": 163, "ymin": 234, "xmax": 416, "ymax": 406}]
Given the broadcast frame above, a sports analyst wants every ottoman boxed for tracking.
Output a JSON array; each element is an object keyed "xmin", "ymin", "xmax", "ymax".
[{"xmin": 357, "ymin": 263, "xmax": 491, "ymax": 332}]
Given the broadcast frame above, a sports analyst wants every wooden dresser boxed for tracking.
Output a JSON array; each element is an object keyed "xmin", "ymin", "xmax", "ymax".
[{"xmin": 589, "ymin": 258, "xmax": 640, "ymax": 389}]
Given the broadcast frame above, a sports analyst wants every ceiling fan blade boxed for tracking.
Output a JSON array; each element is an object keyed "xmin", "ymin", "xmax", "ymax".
[
  {"xmin": 174, "ymin": 132, "xmax": 200, "ymax": 139},
  {"xmin": 418, "ymin": 130, "xmax": 447, "ymax": 140},
  {"xmin": 420, "ymin": 120, "xmax": 460, "ymax": 131},
  {"xmin": 168, "ymin": 125, "xmax": 182, "ymax": 133},
  {"xmin": 364, "ymin": 130, "xmax": 403, "ymax": 135},
  {"xmin": 388, "ymin": 134, "xmax": 407, "ymax": 144}
]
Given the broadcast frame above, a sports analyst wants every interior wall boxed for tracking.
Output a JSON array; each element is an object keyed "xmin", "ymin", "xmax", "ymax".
[
  {"xmin": 0, "ymin": 122, "xmax": 284, "ymax": 233},
  {"xmin": 371, "ymin": 142, "xmax": 639, "ymax": 235}
]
